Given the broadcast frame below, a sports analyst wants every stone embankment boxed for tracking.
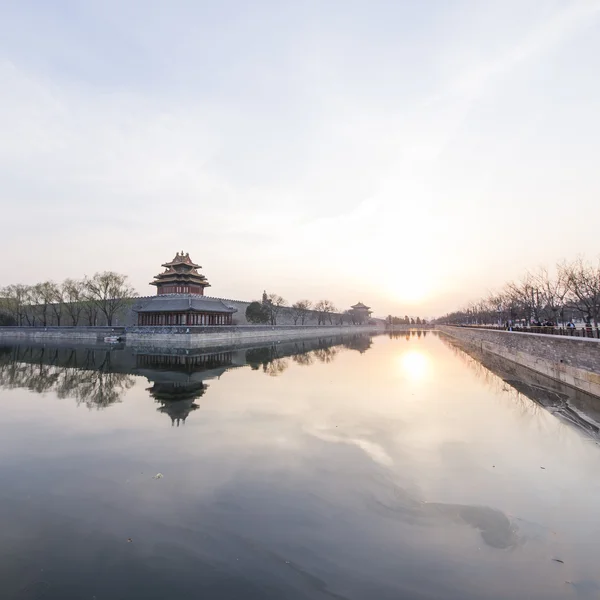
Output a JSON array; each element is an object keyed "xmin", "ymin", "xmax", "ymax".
[
  {"xmin": 439, "ymin": 326, "xmax": 600, "ymax": 398},
  {"xmin": 0, "ymin": 324, "xmax": 384, "ymax": 349},
  {"xmin": 0, "ymin": 327, "xmax": 125, "ymax": 343},
  {"xmin": 125, "ymin": 324, "xmax": 383, "ymax": 348}
]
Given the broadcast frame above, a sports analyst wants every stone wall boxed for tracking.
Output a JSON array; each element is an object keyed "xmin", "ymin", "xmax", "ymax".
[
  {"xmin": 0, "ymin": 323, "xmax": 384, "ymax": 349},
  {"xmin": 0, "ymin": 326, "xmax": 125, "ymax": 343},
  {"xmin": 5, "ymin": 296, "xmax": 381, "ymax": 328},
  {"xmin": 129, "ymin": 295, "xmax": 380, "ymax": 327},
  {"xmin": 439, "ymin": 326, "xmax": 600, "ymax": 398},
  {"xmin": 125, "ymin": 324, "xmax": 383, "ymax": 348}
]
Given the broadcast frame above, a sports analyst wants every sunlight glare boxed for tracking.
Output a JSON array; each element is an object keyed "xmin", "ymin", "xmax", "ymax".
[{"xmin": 398, "ymin": 351, "xmax": 430, "ymax": 382}]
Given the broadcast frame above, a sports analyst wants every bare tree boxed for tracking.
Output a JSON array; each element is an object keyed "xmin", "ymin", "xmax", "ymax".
[
  {"xmin": 531, "ymin": 267, "xmax": 568, "ymax": 325},
  {"xmin": 506, "ymin": 274, "xmax": 543, "ymax": 324},
  {"xmin": 46, "ymin": 282, "xmax": 66, "ymax": 326},
  {"xmin": 264, "ymin": 293, "xmax": 287, "ymax": 325},
  {"xmin": 315, "ymin": 300, "xmax": 336, "ymax": 325},
  {"xmin": 23, "ymin": 285, "xmax": 41, "ymax": 326},
  {"xmin": 34, "ymin": 282, "xmax": 59, "ymax": 327},
  {"xmin": 560, "ymin": 257, "xmax": 600, "ymax": 326},
  {"xmin": 63, "ymin": 278, "xmax": 87, "ymax": 326},
  {"xmin": 291, "ymin": 300, "xmax": 312, "ymax": 325},
  {"xmin": 85, "ymin": 272, "xmax": 137, "ymax": 326},
  {"xmin": 0, "ymin": 284, "xmax": 30, "ymax": 326},
  {"xmin": 82, "ymin": 301, "xmax": 99, "ymax": 326}
]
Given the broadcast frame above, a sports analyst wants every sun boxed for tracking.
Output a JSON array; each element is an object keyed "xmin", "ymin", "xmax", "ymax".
[{"xmin": 385, "ymin": 275, "xmax": 430, "ymax": 304}]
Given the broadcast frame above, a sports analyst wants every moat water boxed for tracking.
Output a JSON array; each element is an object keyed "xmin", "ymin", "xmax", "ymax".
[{"xmin": 1, "ymin": 332, "xmax": 600, "ymax": 600}]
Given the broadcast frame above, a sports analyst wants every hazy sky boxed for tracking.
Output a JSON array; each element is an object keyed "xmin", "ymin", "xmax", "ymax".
[{"xmin": 1, "ymin": 0, "xmax": 599, "ymax": 317}]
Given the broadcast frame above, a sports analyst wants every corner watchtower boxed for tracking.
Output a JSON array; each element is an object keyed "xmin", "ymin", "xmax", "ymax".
[{"xmin": 150, "ymin": 252, "xmax": 211, "ymax": 296}]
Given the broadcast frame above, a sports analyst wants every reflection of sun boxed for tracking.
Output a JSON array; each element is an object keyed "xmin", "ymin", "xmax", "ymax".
[{"xmin": 398, "ymin": 351, "xmax": 430, "ymax": 381}]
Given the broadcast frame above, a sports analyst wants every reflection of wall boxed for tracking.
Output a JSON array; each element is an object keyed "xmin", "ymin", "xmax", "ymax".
[
  {"xmin": 0, "ymin": 333, "xmax": 378, "ymax": 418},
  {"xmin": 442, "ymin": 336, "xmax": 600, "ymax": 435},
  {"xmin": 439, "ymin": 326, "xmax": 600, "ymax": 399},
  {"xmin": 136, "ymin": 351, "xmax": 233, "ymax": 372}
]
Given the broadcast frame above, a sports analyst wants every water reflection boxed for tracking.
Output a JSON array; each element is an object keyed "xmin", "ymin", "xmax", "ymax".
[
  {"xmin": 0, "ymin": 334, "xmax": 375, "ymax": 424},
  {"xmin": 398, "ymin": 350, "xmax": 430, "ymax": 382},
  {"xmin": 1, "ymin": 333, "xmax": 600, "ymax": 599},
  {"xmin": 0, "ymin": 345, "xmax": 135, "ymax": 408},
  {"xmin": 440, "ymin": 334, "xmax": 600, "ymax": 436},
  {"xmin": 388, "ymin": 329, "xmax": 437, "ymax": 341},
  {"xmin": 370, "ymin": 476, "xmax": 520, "ymax": 549}
]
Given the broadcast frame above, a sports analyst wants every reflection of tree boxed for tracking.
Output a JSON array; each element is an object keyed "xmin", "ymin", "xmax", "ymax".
[
  {"xmin": 245, "ymin": 346, "xmax": 290, "ymax": 376},
  {"xmin": 244, "ymin": 333, "xmax": 378, "ymax": 375},
  {"xmin": 63, "ymin": 370, "xmax": 134, "ymax": 409},
  {"xmin": 312, "ymin": 347, "xmax": 340, "ymax": 363},
  {"xmin": 387, "ymin": 330, "xmax": 438, "ymax": 341},
  {"xmin": 342, "ymin": 334, "xmax": 373, "ymax": 354},
  {"xmin": 246, "ymin": 346, "xmax": 278, "ymax": 371},
  {"xmin": 292, "ymin": 352, "xmax": 314, "ymax": 367},
  {"xmin": 0, "ymin": 347, "xmax": 134, "ymax": 409},
  {"xmin": 264, "ymin": 358, "xmax": 289, "ymax": 377}
]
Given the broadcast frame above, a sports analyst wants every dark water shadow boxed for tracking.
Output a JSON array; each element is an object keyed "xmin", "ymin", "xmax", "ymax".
[{"xmin": 440, "ymin": 335, "xmax": 600, "ymax": 437}]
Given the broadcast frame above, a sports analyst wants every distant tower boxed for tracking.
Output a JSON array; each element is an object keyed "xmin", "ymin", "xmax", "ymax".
[{"xmin": 350, "ymin": 302, "xmax": 372, "ymax": 323}]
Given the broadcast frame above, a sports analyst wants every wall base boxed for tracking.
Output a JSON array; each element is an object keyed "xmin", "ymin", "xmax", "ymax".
[{"xmin": 439, "ymin": 326, "xmax": 600, "ymax": 398}]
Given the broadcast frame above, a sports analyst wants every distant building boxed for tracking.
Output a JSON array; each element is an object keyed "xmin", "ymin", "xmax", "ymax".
[
  {"xmin": 350, "ymin": 302, "xmax": 372, "ymax": 323},
  {"xmin": 135, "ymin": 252, "xmax": 237, "ymax": 326}
]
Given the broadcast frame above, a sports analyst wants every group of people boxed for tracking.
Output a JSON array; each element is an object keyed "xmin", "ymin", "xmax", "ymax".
[
  {"xmin": 503, "ymin": 320, "xmax": 577, "ymax": 330},
  {"xmin": 496, "ymin": 319, "xmax": 600, "ymax": 338},
  {"xmin": 531, "ymin": 319, "xmax": 558, "ymax": 327}
]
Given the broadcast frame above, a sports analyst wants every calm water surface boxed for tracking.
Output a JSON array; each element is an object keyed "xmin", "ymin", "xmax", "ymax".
[{"xmin": 1, "ymin": 332, "xmax": 600, "ymax": 600}]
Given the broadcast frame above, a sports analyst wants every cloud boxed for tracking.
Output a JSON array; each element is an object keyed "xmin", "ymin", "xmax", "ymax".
[{"xmin": 1, "ymin": 2, "xmax": 600, "ymax": 315}]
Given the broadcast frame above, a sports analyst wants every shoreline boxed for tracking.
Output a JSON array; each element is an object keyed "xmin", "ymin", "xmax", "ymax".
[{"xmin": 0, "ymin": 324, "xmax": 384, "ymax": 349}]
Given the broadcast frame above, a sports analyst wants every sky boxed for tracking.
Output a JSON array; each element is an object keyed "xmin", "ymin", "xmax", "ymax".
[{"xmin": 1, "ymin": 0, "xmax": 599, "ymax": 318}]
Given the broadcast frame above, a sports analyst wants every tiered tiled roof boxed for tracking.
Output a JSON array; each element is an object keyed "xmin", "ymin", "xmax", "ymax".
[
  {"xmin": 351, "ymin": 302, "xmax": 371, "ymax": 310},
  {"xmin": 136, "ymin": 296, "xmax": 236, "ymax": 314},
  {"xmin": 150, "ymin": 251, "xmax": 210, "ymax": 291}
]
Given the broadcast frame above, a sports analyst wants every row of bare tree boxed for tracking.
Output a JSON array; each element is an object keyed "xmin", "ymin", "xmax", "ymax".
[
  {"xmin": 0, "ymin": 272, "xmax": 137, "ymax": 327},
  {"xmin": 248, "ymin": 293, "xmax": 369, "ymax": 326},
  {"xmin": 386, "ymin": 315, "xmax": 427, "ymax": 325},
  {"xmin": 438, "ymin": 257, "xmax": 600, "ymax": 327}
]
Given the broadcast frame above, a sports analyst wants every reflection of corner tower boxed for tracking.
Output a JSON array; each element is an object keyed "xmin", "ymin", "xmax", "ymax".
[{"xmin": 147, "ymin": 382, "xmax": 206, "ymax": 427}]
